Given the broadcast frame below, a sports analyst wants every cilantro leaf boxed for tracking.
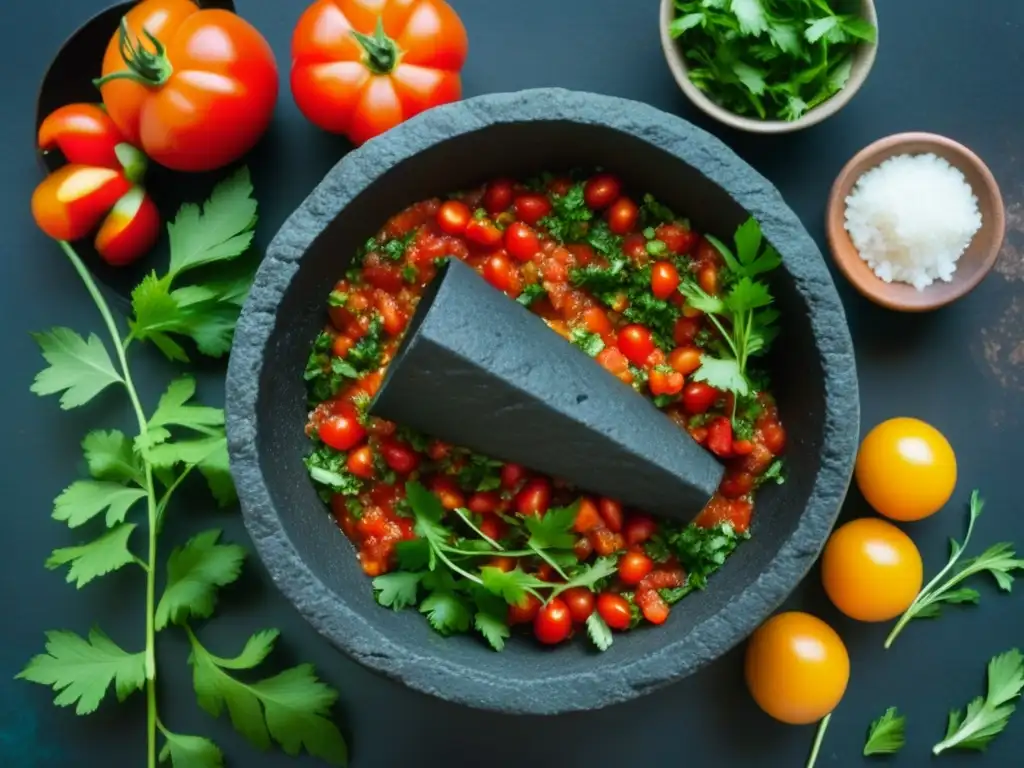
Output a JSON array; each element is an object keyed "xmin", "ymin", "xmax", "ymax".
[
  {"xmin": 17, "ymin": 628, "xmax": 146, "ymax": 714},
  {"xmin": 525, "ymin": 503, "xmax": 579, "ymax": 551},
  {"xmin": 145, "ymin": 434, "xmax": 234, "ymax": 506},
  {"xmin": 559, "ymin": 557, "xmax": 618, "ymax": 592},
  {"xmin": 159, "ymin": 730, "xmax": 225, "ymax": 767},
  {"xmin": 167, "ymin": 167, "xmax": 256, "ymax": 277},
  {"xmin": 372, "ymin": 571, "xmax": 423, "ymax": 611},
  {"xmin": 31, "ymin": 328, "xmax": 122, "ymax": 409},
  {"xmin": 693, "ymin": 355, "xmax": 749, "ymax": 396},
  {"xmin": 46, "ymin": 523, "xmax": 139, "ymax": 588},
  {"xmin": 419, "ymin": 591, "xmax": 472, "ymax": 635},
  {"xmin": 668, "ymin": 522, "xmax": 747, "ymax": 591},
  {"xmin": 145, "ymin": 378, "xmax": 224, "ymax": 443},
  {"xmin": 474, "ymin": 610, "xmax": 511, "ymax": 652},
  {"xmin": 863, "ymin": 707, "xmax": 906, "ymax": 756},
  {"xmin": 586, "ymin": 612, "xmax": 614, "ymax": 652},
  {"xmin": 52, "ymin": 480, "xmax": 146, "ymax": 528},
  {"xmin": 480, "ymin": 566, "xmax": 542, "ymax": 606},
  {"xmin": 189, "ymin": 631, "xmax": 347, "ymax": 765},
  {"xmin": 156, "ymin": 530, "xmax": 246, "ymax": 630},
  {"xmin": 516, "ymin": 283, "xmax": 546, "ymax": 307},
  {"xmin": 541, "ymin": 183, "xmax": 592, "ymax": 243},
  {"xmin": 933, "ymin": 649, "xmax": 1024, "ymax": 754},
  {"xmin": 82, "ymin": 429, "xmax": 142, "ymax": 484},
  {"xmin": 569, "ymin": 328, "xmax": 605, "ymax": 357}
]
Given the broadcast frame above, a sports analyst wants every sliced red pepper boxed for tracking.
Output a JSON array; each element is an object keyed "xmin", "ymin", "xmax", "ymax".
[
  {"xmin": 38, "ymin": 104, "xmax": 123, "ymax": 168},
  {"xmin": 95, "ymin": 187, "xmax": 161, "ymax": 266},
  {"xmin": 31, "ymin": 165, "xmax": 133, "ymax": 242}
]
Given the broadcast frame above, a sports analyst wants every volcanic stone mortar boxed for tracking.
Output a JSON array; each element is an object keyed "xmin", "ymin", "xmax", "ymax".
[{"xmin": 226, "ymin": 88, "xmax": 860, "ymax": 714}]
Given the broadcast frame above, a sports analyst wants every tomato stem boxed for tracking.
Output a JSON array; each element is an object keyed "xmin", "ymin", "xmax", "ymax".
[
  {"xmin": 351, "ymin": 18, "xmax": 401, "ymax": 75},
  {"xmin": 93, "ymin": 18, "xmax": 174, "ymax": 89}
]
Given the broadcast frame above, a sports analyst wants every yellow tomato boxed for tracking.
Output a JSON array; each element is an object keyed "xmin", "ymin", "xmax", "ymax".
[
  {"xmin": 821, "ymin": 518, "xmax": 923, "ymax": 621},
  {"xmin": 855, "ymin": 417, "xmax": 956, "ymax": 521},
  {"xmin": 744, "ymin": 612, "xmax": 850, "ymax": 725}
]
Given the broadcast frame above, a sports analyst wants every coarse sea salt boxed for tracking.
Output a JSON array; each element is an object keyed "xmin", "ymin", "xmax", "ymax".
[{"xmin": 843, "ymin": 153, "xmax": 982, "ymax": 291}]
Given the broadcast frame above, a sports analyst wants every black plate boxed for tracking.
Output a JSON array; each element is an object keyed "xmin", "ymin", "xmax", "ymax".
[{"xmin": 225, "ymin": 88, "xmax": 861, "ymax": 715}]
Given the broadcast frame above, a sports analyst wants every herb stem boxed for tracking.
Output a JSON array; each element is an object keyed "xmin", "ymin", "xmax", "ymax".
[
  {"xmin": 451, "ymin": 508, "xmax": 503, "ymax": 550},
  {"xmin": 806, "ymin": 713, "xmax": 831, "ymax": 768},
  {"xmin": 58, "ymin": 241, "xmax": 159, "ymax": 768}
]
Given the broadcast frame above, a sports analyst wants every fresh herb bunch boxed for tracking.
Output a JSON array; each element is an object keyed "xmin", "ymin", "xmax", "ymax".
[
  {"xmin": 17, "ymin": 170, "xmax": 347, "ymax": 768},
  {"xmin": 885, "ymin": 491, "xmax": 1024, "ymax": 649},
  {"xmin": 670, "ymin": 0, "xmax": 877, "ymax": 121}
]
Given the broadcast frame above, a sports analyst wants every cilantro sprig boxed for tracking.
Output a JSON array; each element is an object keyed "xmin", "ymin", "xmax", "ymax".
[
  {"xmin": 670, "ymin": 0, "xmax": 877, "ymax": 122},
  {"xmin": 885, "ymin": 491, "xmax": 1024, "ymax": 649},
  {"xmin": 933, "ymin": 649, "xmax": 1024, "ymax": 755},
  {"xmin": 679, "ymin": 217, "xmax": 781, "ymax": 404},
  {"xmin": 863, "ymin": 707, "xmax": 906, "ymax": 756},
  {"xmin": 19, "ymin": 174, "xmax": 347, "ymax": 766}
]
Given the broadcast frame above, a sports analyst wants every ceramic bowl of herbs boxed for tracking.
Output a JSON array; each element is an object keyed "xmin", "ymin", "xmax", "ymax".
[
  {"xmin": 226, "ymin": 88, "xmax": 860, "ymax": 714},
  {"xmin": 660, "ymin": 0, "xmax": 878, "ymax": 133}
]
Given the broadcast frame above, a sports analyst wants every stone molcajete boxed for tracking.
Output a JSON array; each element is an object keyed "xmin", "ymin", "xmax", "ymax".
[
  {"xmin": 225, "ymin": 88, "xmax": 860, "ymax": 714},
  {"xmin": 371, "ymin": 257, "xmax": 724, "ymax": 522}
]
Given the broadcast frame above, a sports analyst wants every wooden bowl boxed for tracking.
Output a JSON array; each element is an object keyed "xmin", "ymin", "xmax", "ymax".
[
  {"xmin": 659, "ymin": 0, "xmax": 878, "ymax": 134},
  {"xmin": 826, "ymin": 132, "xmax": 1006, "ymax": 311}
]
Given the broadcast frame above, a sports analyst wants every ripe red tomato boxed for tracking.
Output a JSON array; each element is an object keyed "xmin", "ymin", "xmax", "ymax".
[
  {"xmin": 574, "ymin": 497, "xmax": 602, "ymax": 533},
  {"xmin": 682, "ymin": 381, "xmax": 719, "ymax": 414},
  {"xmin": 465, "ymin": 219, "xmax": 503, "ymax": 248},
  {"xmin": 674, "ymin": 316, "xmax": 701, "ymax": 345},
  {"xmin": 623, "ymin": 514, "xmax": 657, "ymax": 546},
  {"xmin": 596, "ymin": 593, "xmax": 632, "ymax": 630},
  {"xmin": 655, "ymin": 223, "xmax": 697, "ymax": 255},
  {"xmin": 38, "ymin": 103, "xmax": 126, "ymax": 170},
  {"xmin": 515, "ymin": 479, "xmax": 551, "ymax": 516},
  {"xmin": 719, "ymin": 470, "xmax": 755, "ymax": 499},
  {"xmin": 467, "ymin": 492, "xmax": 500, "ymax": 515},
  {"xmin": 479, "ymin": 516, "xmax": 506, "ymax": 542},
  {"xmin": 668, "ymin": 346, "xmax": 702, "ymax": 375},
  {"xmin": 430, "ymin": 476, "xmax": 465, "ymax": 510},
  {"xmin": 99, "ymin": 0, "xmax": 278, "ymax": 172},
  {"xmin": 437, "ymin": 200, "xmax": 471, "ymax": 235},
  {"xmin": 706, "ymin": 417, "xmax": 734, "ymax": 458},
  {"xmin": 623, "ymin": 233, "xmax": 648, "ymax": 262},
  {"xmin": 651, "ymin": 261, "xmax": 681, "ymax": 300},
  {"xmin": 583, "ymin": 174, "xmax": 621, "ymax": 209},
  {"xmin": 381, "ymin": 439, "xmax": 419, "ymax": 474},
  {"xmin": 93, "ymin": 188, "xmax": 161, "ymax": 266},
  {"xmin": 31, "ymin": 166, "xmax": 132, "ymax": 242},
  {"xmin": 607, "ymin": 197, "xmax": 639, "ymax": 235},
  {"xmin": 291, "ymin": 0, "xmax": 467, "ymax": 146},
  {"xmin": 617, "ymin": 324, "xmax": 655, "ymax": 366},
  {"xmin": 504, "ymin": 222, "xmax": 541, "ymax": 262},
  {"xmin": 513, "ymin": 194, "xmax": 552, "ymax": 225},
  {"xmin": 483, "ymin": 253, "xmax": 517, "ymax": 293},
  {"xmin": 347, "ymin": 445, "xmax": 375, "ymax": 479},
  {"xmin": 534, "ymin": 599, "xmax": 572, "ymax": 644},
  {"xmin": 483, "ymin": 179, "xmax": 514, "ymax": 214},
  {"xmin": 649, "ymin": 368, "xmax": 684, "ymax": 396},
  {"xmin": 762, "ymin": 422, "xmax": 787, "ymax": 455},
  {"xmin": 500, "ymin": 463, "xmax": 527, "ymax": 490},
  {"xmin": 598, "ymin": 498, "xmax": 624, "ymax": 532},
  {"xmin": 618, "ymin": 551, "xmax": 654, "ymax": 585},
  {"xmin": 508, "ymin": 593, "xmax": 541, "ymax": 625},
  {"xmin": 561, "ymin": 587, "xmax": 596, "ymax": 623},
  {"xmin": 318, "ymin": 407, "xmax": 366, "ymax": 451}
]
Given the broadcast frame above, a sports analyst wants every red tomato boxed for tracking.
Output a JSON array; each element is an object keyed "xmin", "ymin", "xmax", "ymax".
[
  {"xmin": 720, "ymin": 471, "xmax": 755, "ymax": 499},
  {"xmin": 561, "ymin": 587, "xmax": 596, "ymax": 623},
  {"xmin": 623, "ymin": 514, "xmax": 657, "ymax": 546},
  {"xmin": 437, "ymin": 200, "xmax": 471, "ymax": 235},
  {"xmin": 31, "ymin": 166, "xmax": 133, "ymax": 243},
  {"xmin": 733, "ymin": 440, "xmax": 754, "ymax": 456},
  {"xmin": 582, "ymin": 306, "xmax": 614, "ymax": 339},
  {"xmin": 607, "ymin": 197, "xmax": 639, "ymax": 235},
  {"xmin": 489, "ymin": 556, "xmax": 516, "ymax": 572},
  {"xmin": 465, "ymin": 219, "xmax": 503, "ymax": 248},
  {"xmin": 430, "ymin": 476, "xmax": 464, "ymax": 510},
  {"xmin": 617, "ymin": 325, "xmax": 655, "ymax": 366},
  {"xmin": 623, "ymin": 233, "xmax": 648, "ymax": 262},
  {"xmin": 99, "ymin": 0, "xmax": 278, "ymax": 172},
  {"xmin": 504, "ymin": 222, "xmax": 541, "ymax": 262},
  {"xmin": 668, "ymin": 346, "xmax": 702, "ymax": 375},
  {"xmin": 598, "ymin": 498, "xmax": 624, "ymax": 533},
  {"xmin": 94, "ymin": 187, "xmax": 161, "ymax": 267},
  {"xmin": 574, "ymin": 497, "xmax": 602, "ymax": 533},
  {"xmin": 682, "ymin": 381, "xmax": 719, "ymax": 414},
  {"xmin": 762, "ymin": 422, "xmax": 787, "ymax": 455},
  {"xmin": 331, "ymin": 335, "xmax": 354, "ymax": 358},
  {"xmin": 508, "ymin": 593, "xmax": 541, "ymax": 625},
  {"xmin": 500, "ymin": 463, "xmax": 527, "ymax": 490},
  {"xmin": 483, "ymin": 253, "xmax": 517, "ymax": 293},
  {"xmin": 347, "ymin": 445, "xmax": 375, "ymax": 479},
  {"xmin": 291, "ymin": 0, "xmax": 467, "ymax": 146},
  {"xmin": 649, "ymin": 368, "xmax": 684, "ymax": 396},
  {"xmin": 596, "ymin": 346, "xmax": 632, "ymax": 384},
  {"xmin": 707, "ymin": 417, "xmax": 734, "ymax": 458},
  {"xmin": 381, "ymin": 439, "xmax": 419, "ymax": 474},
  {"xmin": 375, "ymin": 291, "xmax": 408, "ymax": 335},
  {"xmin": 590, "ymin": 528, "xmax": 625, "ymax": 557},
  {"xmin": 656, "ymin": 223, "xmax": 697, "ymax": 255},
  {"xmin": 319, "ymin": 408, "xmax": 367, "ymax": 452},
  {"xmin": 479, "ymin": 516, "xmax": 506, "ymax": 542},
  {"xmin": 674, "ymin": 316, "xmax": 701, "ymax": 345},
  {"xmin": 651, "ymin": 261, "xmax": 681, "ymax": 300},
  {"xmin": 513, "ymin": 194, "xmax": 552, "ymax": 226},
  {"xmin": 618, "ymin": 551, "xmax": 654, "ymax": 586},
  {"xmin": 467, "ymin": 492, "xmax": 499, "ymax": 515},
  {"xmin": 597, "ymin": 593, "xmax": 632, "ymax": 630},
  {"xmin": 515, "ymin": 479, "xmax": 551, "ymax": 516},
  {"xmin": 534, "ymin": 599, "xmax": 572, "ymax": 644},
  {"xmin": 483, "ymin": 179, "xmax": 514, "ymax": 214},
  {"xmin": 697, "ymin": 496, "xmax": 753, "ymax": 534},
  {"xmin": 548, "ymin": 177, "xmax": 573, "ymax": 196},
  {"xmin": 583, "ymin": 174, "xmax": 621, "ymax": 209},
  {"xmin": 37, "ymin": 103, "xmax": 126, "ymax": 170},
  {"xmin": 698, "ymin": 264, "xmax": 719, "ymax": 295}
]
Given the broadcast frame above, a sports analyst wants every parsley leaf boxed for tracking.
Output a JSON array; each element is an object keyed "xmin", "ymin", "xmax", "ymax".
[
  {"xmin": 516, "ymin": 283, "xmax": 547, "ymax": 307},
  {"xmin": 668, "ymin": 522, "xmax": 748, "ymax": 591},
  {"xmin": 570, "ymin": 327, "xmax": 606, "ymax": 357},
  {"xmin": 419, "ymin": 591, "xmax": 472, "ymax": 635},
  {"xmin": 863, "ymin": 707, "xmax": 906, "ymax": 756},
  {"xmin": 933, "ymin": 649, "xmax": 1024, "ymax": 754},
  {"xmin": 155, "ymin": 530, "xmax": 246, "ymax": 630},
  {"xmin": 473, "ymin": 608, "xmax": 511, "ymax": 652},
  {"xmin": 372, "ymin": 571, "xmax": 424, "ymax": 611},
  {"xmin": 886, "ymin": 492, "xmax": 1024, "ymax": 648},
  {"xmin": 525, "ymin": 503, "xmax": 579, "ymax": 551},
  {"xmin": 586, "ymin": 613, "xmax": 614, "ymax": 652},
  {"xmin": 17, "ymin": 628, "xmax": 146, "ymax": 715},
  {"xmin": 305, "ymin": 445, "xmax": 365, "ymax": 500},
  {"xmin": 82, "ymin": 429, "xmax": 142, "ymax": 484},
  {"xmin": 540, "ymin": 183, "xmax": 592, "ymax": 242},
  {"xmin": 52, "ymin": 480, "xmax": 146, "ymax": 529},
  {"xmin": 139, "ymin": 376, "xmax": 224, "ymax": 450},
  {"xmin": 159, "ymin": 730, "xmax": 225, "ymax": 768},
  {"xmin": 188, "ymin": 630, "xmax": 347, "ymax": 765},
  {"xmin": 46, "ymin": 523, "xmax": 139, "ymax": 588},
  {"xmin": 31, "ymin": 328, "xmax": 123, "ymax": 409}
]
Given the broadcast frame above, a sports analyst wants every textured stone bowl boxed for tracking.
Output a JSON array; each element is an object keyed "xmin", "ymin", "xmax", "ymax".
[{"xmin": 226, "ymin": 88, "xmax": 860, "ymax": 714}]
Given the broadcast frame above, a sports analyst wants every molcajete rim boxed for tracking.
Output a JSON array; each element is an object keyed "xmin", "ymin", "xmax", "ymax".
[{"xmin": 226, "ymin": 88, "xmax": 859, "ymax": 714}]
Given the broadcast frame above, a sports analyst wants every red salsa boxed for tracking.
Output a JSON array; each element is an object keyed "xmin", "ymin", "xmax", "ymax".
[{"xmin": 304, "ymin": 172, "xmax": 786, "ymax": 650}]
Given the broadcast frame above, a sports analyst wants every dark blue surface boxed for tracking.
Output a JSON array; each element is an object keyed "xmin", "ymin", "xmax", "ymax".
[{"xmin": 2, "ymin": 1, "xmax": 1022, "ymax": 766}]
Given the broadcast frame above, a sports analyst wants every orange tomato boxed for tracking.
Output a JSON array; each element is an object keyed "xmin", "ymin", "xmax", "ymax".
[
  {"xmin": 291, "ymin": 0, "xmax": 468, "ymax": 145},
  {"xmin": 98, "ymin": 0, "xmax": 279, "ymax": 172},
  {"xmin": 745, "ymin": 612, "xmax": 849, "ymax": 725},
  {"xmin": 821, "ymin": 518, "xmax": 923, "ymax": 622},
  {"xmin": 856, "ymin": 417, "xmax": 956, "ymax": 521}
]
